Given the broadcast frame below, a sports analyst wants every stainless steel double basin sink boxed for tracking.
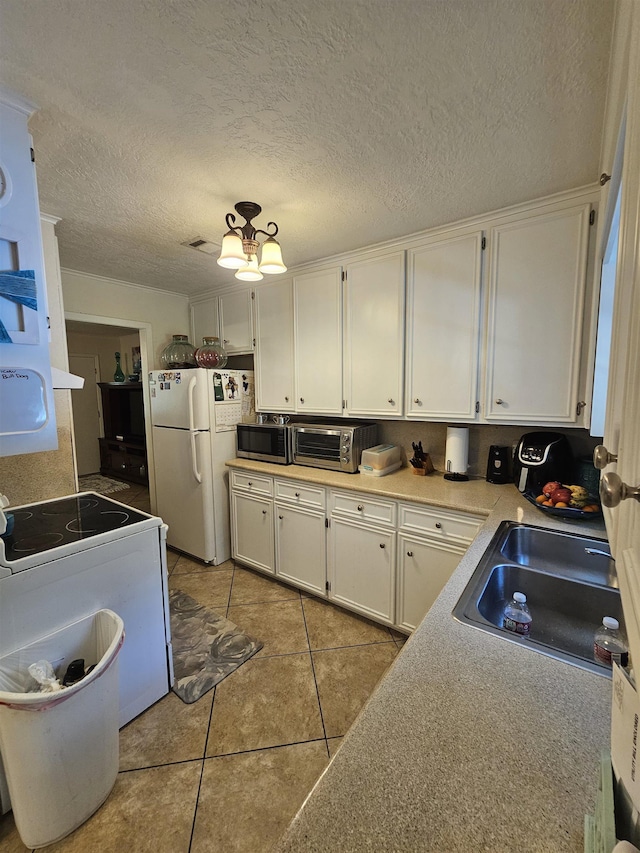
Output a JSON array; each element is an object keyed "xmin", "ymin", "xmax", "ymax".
[{"xmin": 452, "ymin": 521, "xmax": 621, "ymax": 676}]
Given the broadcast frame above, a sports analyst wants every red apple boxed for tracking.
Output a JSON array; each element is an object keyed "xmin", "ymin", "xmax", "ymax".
[
  {"xmin": 542, "ymin": 481, "xmax": 562, "ymax": 497},
  {"xmin": 550, "ymin": 487, "xmax": 572, "ymax": 505}
]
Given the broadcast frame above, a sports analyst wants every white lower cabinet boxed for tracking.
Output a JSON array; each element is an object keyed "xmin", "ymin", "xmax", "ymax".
[
  {"xmin": 231, "ymin": 491, "xmax": 275, "ymax": 574},
  {"xmin": 396, "ymin": 534, "xmax": 466, "ymax": 632},
  {"xmin": 328, "ymin": 517, "xmax": 396, "ymax": 626},
  {"xmin": 230, "ymin": 470, "xmax": 482, "ymax": 633},
  {"xmin": 275, "ymin": 502, "xmax": 327, "ymax": 596}
]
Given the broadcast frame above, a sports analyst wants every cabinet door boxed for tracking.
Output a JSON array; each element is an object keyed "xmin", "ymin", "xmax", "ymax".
[
  {"xmin": 220, "ymin": 289, "xmax": 254, "ymax": 353},
  {"xmin": 231, "ymin": 492, "xmax": 274, "ymax": 574},
  {"xmin": 484, "ymin": 203, "xmax": 591, "ymax": 423},
  {"xmin": 190, "ymin": 296, "xmax": 220, "ymax": 352},
  {"xmin": 328, "ymin": 517, "xmax": 395, "ymax": 625},
  {"xmin": 254, "ymin": 278, "xmax": 295, "ymax": 412},
  {"xmin": 275, "ymin": 503, "xmax": 326, "ymax": 596},
  {"xmin": 396, "ymin": 534, "xmax": 465, "ymax": 632},
  {"xmin": 294, "ymin": 267, "xmax": 343, "ymax": 415},
  {"xmin": 405, "ymin": 232, "xmax": 483, "ymax": 421},
  {"xmin": 344, "ymin": 252, "xmax": 405, "ymax": 417}
]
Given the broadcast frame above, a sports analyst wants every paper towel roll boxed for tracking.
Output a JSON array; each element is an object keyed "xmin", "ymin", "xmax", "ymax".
[{"xmin": 445, "ymin": 427, "xmax": 469, "ymax": 478}]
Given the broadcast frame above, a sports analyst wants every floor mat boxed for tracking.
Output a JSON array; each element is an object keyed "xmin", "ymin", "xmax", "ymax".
[
  {"xmin": 169, "ymin": 589, "xmax": 263, "ymax": 704},
  {"xmin": 78, "ymin": 474, "xmax": 131, "ymax": 495}
]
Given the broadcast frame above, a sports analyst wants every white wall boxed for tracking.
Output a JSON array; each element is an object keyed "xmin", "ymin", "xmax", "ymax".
[{"xmin": 61, "ymin": 269, "xmax": 191, "ymax": 368}]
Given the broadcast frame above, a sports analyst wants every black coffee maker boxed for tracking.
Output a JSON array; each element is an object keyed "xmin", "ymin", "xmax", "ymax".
[
  {"xmin": 513, "ymin": 431, "xmax": 573, "ymax": 494},
  {"xmin": 486, "ymin": 446, "xmax": 510, "ymax": 484}
]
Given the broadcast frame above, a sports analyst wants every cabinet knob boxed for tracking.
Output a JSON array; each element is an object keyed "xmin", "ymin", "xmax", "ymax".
[
  {"xmin": 593, "ymin": 444, "xmax": 618, "ymax": 470},
  {"xmin": 414, "ymin": 398, "xmax": 421, "ymax": 405},
  {"xmin": 279, "ymin": 515, "xmax": 283, "ymax": 520},
  {"xmin": 357, "ymin": 504, "xmax": 364, "ymax": 511},
  {"xmin": 600, "ymin": 472, "xmax": 640, "ymax": 508},
  {"xmin": 495, "ymin": 398, "xmax": 504, "ymax": 405},
  {"xmin": 407, "ymin": 551, "xmax": 413, "ymax": 557},
  {"xmin": 262, "ymin": 509, "xmax": 267, "ymax": 515},
  {"xmin": 224, "ymin": 339, "xmax": 229, "ymax": 344},
  {"xmin": 379, "ymin": 543, "xmax": 385, "ymax": 549},
  {"xmin": 285, "ymin": 396, "xmax": 289, "ymax": 402},
  {"xmin": 388, "ymin": 398, "xmax": 395, "ymax": 405},
  {"xmin": 295, "ymin": 492, "xmax": 300, "ymax": 497},
  {"xmin": 300, "ymin": 397, "xmax": 304, "ymax": 403},
  {"xmin": 248, "ymin": 481, "xmax": 252, "ymax": 486},
  {"xmin": 435, "ymin": 522, "xmax": 442, "ymax": 529}
]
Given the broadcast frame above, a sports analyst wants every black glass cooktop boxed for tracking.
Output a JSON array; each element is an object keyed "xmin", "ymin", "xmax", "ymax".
[{"xmin": 1, "ymin": 494, "xmax": 149, "ymax": 562}]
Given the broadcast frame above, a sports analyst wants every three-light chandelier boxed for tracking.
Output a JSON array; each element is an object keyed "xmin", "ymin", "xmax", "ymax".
[{"xmin": 216, "ymin": 201, "xmax": 286, "ymax": 282}]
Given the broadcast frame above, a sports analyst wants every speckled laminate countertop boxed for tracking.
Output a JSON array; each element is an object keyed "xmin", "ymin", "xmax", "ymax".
[{"xmin": 228, "ymin": 460, "xmax": 611, "ymax": 852}]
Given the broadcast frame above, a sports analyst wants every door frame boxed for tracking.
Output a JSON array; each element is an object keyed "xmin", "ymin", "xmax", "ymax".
[{"xmin": 65, "ymin": 312, "xmax": 156, "ymax": 507}]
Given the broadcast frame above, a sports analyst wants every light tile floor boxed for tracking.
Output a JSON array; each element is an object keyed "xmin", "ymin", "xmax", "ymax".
[{"xmin": 0, "ymin": 482, "xmax": 406, "ymax": 853}]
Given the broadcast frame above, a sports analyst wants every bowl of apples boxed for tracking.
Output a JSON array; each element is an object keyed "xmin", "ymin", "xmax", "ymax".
[{"xmin": 524, "ymin": 481, "xmax": 602, "ymax": 520}]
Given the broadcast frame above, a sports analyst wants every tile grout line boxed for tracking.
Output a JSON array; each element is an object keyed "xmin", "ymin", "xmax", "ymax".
[
  {"xmin": 299, "ymin": 597, "xmax": 331, "ymax": 759},
  {"xmin": 188, "ymin": 636, "xmax": 224, "ymax": 853}
]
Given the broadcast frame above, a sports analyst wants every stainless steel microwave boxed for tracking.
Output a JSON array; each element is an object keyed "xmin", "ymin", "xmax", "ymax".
[
  {"xmin": 290, "ymin": 423, "xmax": 378, "ymax": 473},
  {"xmin": 236, "ymin": 422, "xmax": 292, "ymax": 465}
]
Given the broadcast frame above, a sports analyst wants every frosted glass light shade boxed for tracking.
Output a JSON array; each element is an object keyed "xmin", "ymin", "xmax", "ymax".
[
  {"xmin": 217, "ymin": 231, "xmax": 246, "ymax": 269},
  {"xmin": 235, "ymin": 254, "xmax": 263, "ymax": 281},
  {"xmin": 258, "ymin": 237, "xmax": 287, "ymax": 274}
]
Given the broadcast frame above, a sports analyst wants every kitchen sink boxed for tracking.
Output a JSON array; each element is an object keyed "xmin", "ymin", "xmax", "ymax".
[{"xmin": 453, "ymin": 521, "xmax": 621, "ymax": 676}]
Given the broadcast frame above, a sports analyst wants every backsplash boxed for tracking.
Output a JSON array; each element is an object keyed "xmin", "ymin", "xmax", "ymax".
[{"xmin": 376, "ymin": 421, "xmax": 601, "ymax": 483}]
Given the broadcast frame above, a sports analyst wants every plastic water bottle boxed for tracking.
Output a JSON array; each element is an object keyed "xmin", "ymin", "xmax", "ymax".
[
  {"xmin": 503, "ymin": 592, "xmax": 532, "ymax": 636},
  {"xmin": 594, "ymin": 617, "xmax": 628, "ymax": 666}
]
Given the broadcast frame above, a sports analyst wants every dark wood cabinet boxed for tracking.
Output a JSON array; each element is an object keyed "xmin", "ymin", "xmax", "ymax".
[
  {"xmin": 98, "ymin": 382, "xmax": 148, "ymax": 485},
  {"xmin": 99, "ymin": 437, "xmax": 147, "ymax": 485}
]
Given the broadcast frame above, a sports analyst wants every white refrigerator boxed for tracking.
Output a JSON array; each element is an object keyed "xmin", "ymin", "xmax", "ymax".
[{"xmin": 148, "ymin": 368, "xmax": 254, "ymax": 563}]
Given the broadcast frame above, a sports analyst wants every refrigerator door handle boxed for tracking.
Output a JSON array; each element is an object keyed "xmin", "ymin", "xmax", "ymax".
[
  {"xmin": 187, "ymin": 376, "xmax": 198, "ymax": 432},
  {"xmin": 190, "ymin": 430, "xmax": 203, "ymax": 483}
]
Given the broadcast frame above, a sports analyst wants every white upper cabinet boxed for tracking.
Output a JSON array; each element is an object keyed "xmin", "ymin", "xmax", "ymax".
[
  {"xmin": 483, "ymin": 201, "xmax": 591, "ymax": 423},
  {"xmin": 344, "ymin": 252, "xmax": 405, "ymax": 417},
  {"xmin": 405, "ymin": 232, "xmax": 483, "ymax": 421},
  {"xmin": 294, "ymin": 267, "xmax": 343, "ymax": 415},
  {"xmin": 0, "ymin": 91, "xmax": 58, "ymax": 456},
  {"xmin": 190, "ymin": 295, "xmax": 220, "ymax": 352},
  {"xmin": 219, "ymin": 289, "xmax": 254, "ymax": 353},
  {"xmin": 254, "ymin": 277, "xmax": 295, "ymax": 412}
]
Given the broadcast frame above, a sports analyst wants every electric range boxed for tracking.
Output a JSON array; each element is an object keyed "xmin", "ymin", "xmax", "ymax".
[{"xmin": 0, "ymin": 491, "xmax": 173, "ymax": 814}]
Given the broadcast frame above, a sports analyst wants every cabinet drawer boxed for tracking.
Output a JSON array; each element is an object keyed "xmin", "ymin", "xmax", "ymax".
[
  {"xmin": 275, "ymin": 479, "xmax": 326, "ymax": 509},
  {"xmin": 330, "ymin": 491, "xmax": 396, "ymax": 527},
  {"xmin": 398, "ymin": 504, "xmax": 482, "ymax": 544},
  {"xmin": 231, "ymin": 470, "xmax": 274, "ymax": 497}
]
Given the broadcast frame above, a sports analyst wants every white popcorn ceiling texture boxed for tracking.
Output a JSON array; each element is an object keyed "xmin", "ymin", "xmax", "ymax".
[{"xmin": 0, "ymin": 0, "xmax": 614, "ymax": 296}]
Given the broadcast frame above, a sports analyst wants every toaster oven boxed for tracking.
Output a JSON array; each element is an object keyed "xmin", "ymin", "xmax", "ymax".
[{"xmin": 290, "ymin": 423, "xmax": 378, "ymax": 473}]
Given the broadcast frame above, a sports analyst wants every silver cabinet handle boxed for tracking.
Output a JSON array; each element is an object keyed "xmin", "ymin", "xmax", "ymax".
[
  {"xmin": 495, "ymin": 398, "xmax": 504, "ymax": 405},
  {"xmin": 600, "ymin": 472, "xmax": 640, "ymax": 507},
  {"xmin": 248, "ymin": 481, "xmax": 252, "ymax": 486},
  {"xmin": 262, "ymin": 509, "xmax": 267, "ymax": 515},
  {"xmin": 414, "ymin": 398, "xmax": 421, "ymax": 405},
  {"xmin": 285, "ymin": 396, "xmax": 289, "ymax": 402},
  {"xmin": 300, "ymin": 397, "xmax": 304, "ymax": 403},
  {"xmin": 279, "ymin": 515, "xmax": 283, "ymax": 520},
  {"xmin": 388, "ymin": 398, "xmax": 395, "ymax": 405},
  {"xmin": 379, "ymin": 543, "xmax": 385, "ymax": 549},
  {"xmin": 435, "ymin": 522, "xmax": 442, "ymax": 529},
  {"xmin": 593, "ymin": 445, "xmax": 618, "ymax": 470},
  {"xmin": 295, "ymin": 492, "xmax": 300, "ymax": 497},
  {"xmin": 357, "ymin": 504, "xmax": 364, "ymax": 511},
  {"xmin": 407, "ymin": 551, "xmax": 413, "ymax": 557}
]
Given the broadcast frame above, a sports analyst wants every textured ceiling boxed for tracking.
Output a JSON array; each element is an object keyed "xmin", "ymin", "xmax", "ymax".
[{"xmin": 0, "ymin": 0, "xmax": 614, "ymax": 297}]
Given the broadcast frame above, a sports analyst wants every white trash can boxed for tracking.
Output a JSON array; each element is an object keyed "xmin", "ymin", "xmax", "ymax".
[{"xmin": 0, "ymin": 609, "xmax": 124, "ymax": 849}]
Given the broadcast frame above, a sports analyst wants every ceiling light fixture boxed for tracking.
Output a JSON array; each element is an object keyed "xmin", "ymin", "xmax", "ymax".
[{"xmin": 216, "ymin": 201, "xmax": 287, "ymax": 281}]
